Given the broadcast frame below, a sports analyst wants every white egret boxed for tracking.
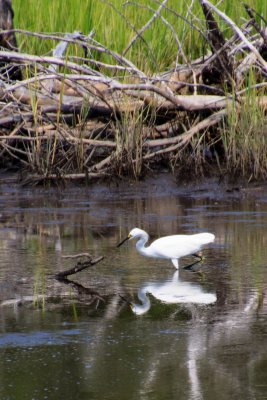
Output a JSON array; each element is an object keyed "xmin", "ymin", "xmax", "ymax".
[{"xmin": 117, "ymin": 227, "xmax": 215, "ymax": 269}]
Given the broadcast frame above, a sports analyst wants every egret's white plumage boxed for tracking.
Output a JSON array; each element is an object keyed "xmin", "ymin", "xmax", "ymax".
[{"xmin": 117, "ymin": 227, "xmax": 215, "ymax": 269}]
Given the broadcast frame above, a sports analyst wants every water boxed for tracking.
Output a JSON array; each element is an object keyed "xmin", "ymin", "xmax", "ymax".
[{"xmin": 0, "ymin": 174, "xmax": 267, "ymax": 400}]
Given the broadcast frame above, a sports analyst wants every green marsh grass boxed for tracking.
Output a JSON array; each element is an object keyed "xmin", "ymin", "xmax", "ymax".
[
  {"xmin": 13, "ymin": 0, "xmax": 267, "ymax": 74},
  {"xmin": 113, "ymin": 108, "xmax": 145, "ymax": 179}
]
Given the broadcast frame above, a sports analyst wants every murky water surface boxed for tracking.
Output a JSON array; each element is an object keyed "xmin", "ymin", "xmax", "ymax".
[{"xmin": 0, "ymin": 174, "xmax": 267, "ymax": 400}]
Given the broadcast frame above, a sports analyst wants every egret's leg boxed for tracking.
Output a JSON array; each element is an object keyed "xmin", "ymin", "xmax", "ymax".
[
  {"xmin": 193, "ymin": 253, "xmax": 203, "ymax": 262},
  {"xmin": 183, "ymin": 253, "xmax": 203, "ymax": 271},
  {"xmin": 183, "ymin": 259, "xmax": 201, "ymax": 271}
]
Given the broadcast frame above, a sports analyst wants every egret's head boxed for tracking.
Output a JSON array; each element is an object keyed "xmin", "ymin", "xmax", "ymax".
[
  {"xmin": 128, "ymin": 228, "xmax": 146, "ymax": 240},
  {"xmin": 117, "ymin": 227, "xmax": 146, "ymax": 247}
]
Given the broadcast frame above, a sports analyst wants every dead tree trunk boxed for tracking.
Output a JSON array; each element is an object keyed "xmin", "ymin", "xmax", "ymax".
[
  {"xmin": 0, "ymin": 0, "xmax": 22, "ymax": 80},
  {"xmin": 200, "ymin": 0, "xmax": 234, "ymax": 88}
]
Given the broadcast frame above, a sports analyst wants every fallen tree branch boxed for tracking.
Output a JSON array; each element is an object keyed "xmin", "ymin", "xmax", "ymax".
[
  {"xmin": 55, "ymin": 255, "xmax": 104, "ymax": 278},
  {"xmin": 200, "ymin": 0, "xmax": 267, "ymax": 73},
  {"xmin": 143, "ymin": 109, "xmax": 227, "ymax": 159},
  {"xmin": 1, "ymin": 3, "xmax": 267, "ymax": 182}
]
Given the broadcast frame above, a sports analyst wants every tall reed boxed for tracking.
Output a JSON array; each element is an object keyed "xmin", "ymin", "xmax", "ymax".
[
  {"xmin": 113, "ymin": 108, "xmax": 146, "ymax": 179},
  {"xmin": 221, "ymin": 76, "xmax": 267, "ymax": 180}
]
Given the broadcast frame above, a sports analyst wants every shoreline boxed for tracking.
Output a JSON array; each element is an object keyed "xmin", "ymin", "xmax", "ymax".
[{"xmin": 1, "ymin": 168, "xmax": 267, "ymax": 202}]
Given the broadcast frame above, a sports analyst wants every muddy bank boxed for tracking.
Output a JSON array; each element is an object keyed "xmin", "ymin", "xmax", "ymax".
[{"xmin": 1, "ymin": 168, "xmax": 267, "ymax": 200}]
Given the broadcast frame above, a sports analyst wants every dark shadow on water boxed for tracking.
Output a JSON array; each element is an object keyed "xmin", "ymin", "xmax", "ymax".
[{"xmin": 55, "ymin": 275, "xmax": 105, "ymax": 307}]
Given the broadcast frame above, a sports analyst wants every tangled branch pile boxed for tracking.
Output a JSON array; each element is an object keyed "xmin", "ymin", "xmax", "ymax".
[{"xmin": 0, "ymin": 0, "xmax": 267, "ymax": 183}]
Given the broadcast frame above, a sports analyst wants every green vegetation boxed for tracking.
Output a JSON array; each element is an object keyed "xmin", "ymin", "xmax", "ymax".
[
  {"xmin": 222, "ymin": 82, "xmax": 267, "ymax": 180},
  {"xmin": 13, "ymin": 0, "xmax": 267, "ymax": 74},
  {"xmin": 3, "ymin": 1, "xmax": 266, "ymax": 182}
]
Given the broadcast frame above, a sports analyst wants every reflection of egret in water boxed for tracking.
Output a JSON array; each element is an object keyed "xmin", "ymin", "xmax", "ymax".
[{"xmin": 130, "ymin": 271, "xmax": 217, "ymax": 315}]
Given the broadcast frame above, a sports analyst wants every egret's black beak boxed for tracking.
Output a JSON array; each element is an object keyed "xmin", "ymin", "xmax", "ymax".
[{"xmin": 117, "ymin": 234, "xmax": 130, "ymax": 248}]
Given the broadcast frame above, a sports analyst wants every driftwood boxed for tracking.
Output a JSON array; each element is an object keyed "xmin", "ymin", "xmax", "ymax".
[
  {"xmin": 54, "ymin": 252, "xmax": 105, "ymax": 305},
  {"xmin": 0, "ymin": 1, "xmax": 267, "ymax": 182},
  {"xmin": 55, "ymin": 254, "xmax": 104, "ymax": 278}
]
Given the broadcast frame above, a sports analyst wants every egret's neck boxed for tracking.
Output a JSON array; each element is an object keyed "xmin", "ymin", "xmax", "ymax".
[{"xmin": 136, "ymin": 233, "xmax": 150, "ymax": 256}]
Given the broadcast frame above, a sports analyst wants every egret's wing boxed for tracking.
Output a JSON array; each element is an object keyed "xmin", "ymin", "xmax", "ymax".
[
  {"xmin": 149, "ymin": 235, "xmax": 192, "ymax": 258},
  {"xmin": 149, "ymin": 234, "xmax": 214, "ymax": 259}
]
